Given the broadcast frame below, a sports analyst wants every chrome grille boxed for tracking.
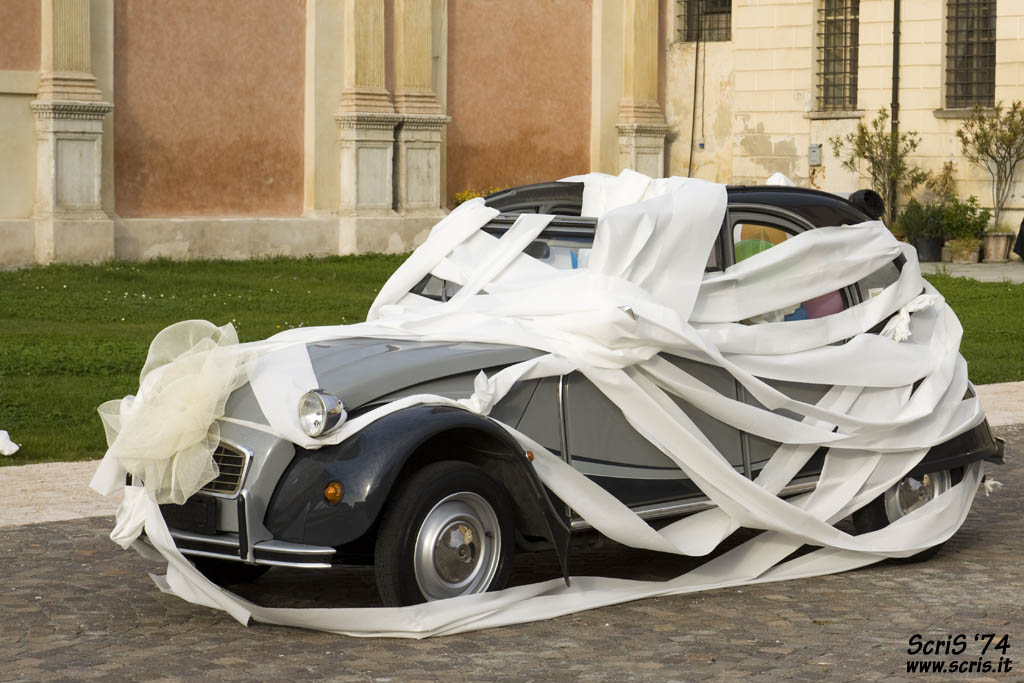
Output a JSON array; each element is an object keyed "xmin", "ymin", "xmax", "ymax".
[{"xmin": 201, "ymin": 442, "xmax": 251, "ymax": 497}]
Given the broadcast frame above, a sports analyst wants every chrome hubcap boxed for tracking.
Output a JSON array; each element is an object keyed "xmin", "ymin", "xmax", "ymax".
[
  {"xmin": 433, "ymin": 522, "xmax": 478, "ymax": 583},
  {"xmin": 884, "ymin": 470, "xmax": 953, "ymax": 522},
  {"xmin": 414, "ymin": 492, "xmax": 501, "ymax": 601}
]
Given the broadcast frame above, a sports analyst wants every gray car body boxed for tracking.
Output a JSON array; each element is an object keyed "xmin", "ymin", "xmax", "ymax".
[{"xmin": 210, "ymin": 339, "xmax": 549, "ymax": 545}]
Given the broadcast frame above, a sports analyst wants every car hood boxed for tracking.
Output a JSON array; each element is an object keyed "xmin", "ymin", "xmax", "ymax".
[
  {"xmin": 306, "ymin": 337, "xmax": 543, "ymax": 408},
  {"xmin": 224, "ymin": 337, "xmax": 544, "ymax": 424}
]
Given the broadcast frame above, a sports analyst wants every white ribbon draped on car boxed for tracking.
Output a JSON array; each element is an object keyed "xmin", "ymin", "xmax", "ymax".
[{"xmin": 91, "ymin": 171, "xmax": 986, "ymax": 638}]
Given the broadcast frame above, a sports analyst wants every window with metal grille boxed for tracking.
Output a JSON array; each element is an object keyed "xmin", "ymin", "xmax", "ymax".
[
  {"xmin": 676, "ymin": 0, "xmax": 732, "ymax": 43},
  {"xmin": 945, "ymin": 0, "xmax": 996, "ymax": 109},
  {"xmin": 816, "ymin": 0, "xmax": 859, "ymax": 111}
]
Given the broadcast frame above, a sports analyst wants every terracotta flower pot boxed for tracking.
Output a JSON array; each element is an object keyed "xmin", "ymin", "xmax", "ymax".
[{"xmin": 983, "ymin": 232, "xmax": 1014, "ymax": 263}]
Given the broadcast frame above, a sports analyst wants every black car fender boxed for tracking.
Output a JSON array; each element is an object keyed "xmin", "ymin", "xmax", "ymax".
[{"xmin": 264, "ymin": 404, "xmax": 571, "ymax": 580}]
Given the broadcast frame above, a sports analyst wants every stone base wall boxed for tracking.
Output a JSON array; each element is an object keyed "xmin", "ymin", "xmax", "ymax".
[
  {"xmin": 0, "ymin": 220, "xmax": 36, "ymax": 268},
  {"xmin": 0, "ymin": 214, "xmax": 440, "ymax": 268}
]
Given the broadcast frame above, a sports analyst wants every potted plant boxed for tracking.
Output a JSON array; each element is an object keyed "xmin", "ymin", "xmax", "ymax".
[
  {"xmin": 829, "ymin": 108, "xmax": 930, "ymax": 229},
  {"xmin": 947, "ymin": 237, "xmax": 982, "ymax": 264},
  {"xmin": 896, "ymin": 199, "xmax": 945, "ymax": 262},
  {"xmin": 956, "ymin": 102, "xmax": 1024, "ymax": 230},
  {"xmin": 983, "ymin": 225, "xmax": 1015, "ymax": 262},
  {"xmin": 941, "ymin": 195, "xmax": 991, "ymax": 264}
]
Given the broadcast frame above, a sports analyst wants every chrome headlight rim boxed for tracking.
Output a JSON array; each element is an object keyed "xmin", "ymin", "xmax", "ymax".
[{"xmin": 298, "ymin": 389, "xmax": 347, "ymax": 438}]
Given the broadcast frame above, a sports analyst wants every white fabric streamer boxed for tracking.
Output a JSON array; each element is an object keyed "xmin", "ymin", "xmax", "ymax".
[{"xmin": 90, "ymin": 171, "xmax": 989, "ymax": 638}]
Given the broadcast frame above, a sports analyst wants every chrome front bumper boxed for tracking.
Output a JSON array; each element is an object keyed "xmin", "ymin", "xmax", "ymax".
[
  {"xmin": 168, "ymin": 529, "xmax": 336, "ymax": 569},
  {"xmin": 161, "ymin": 487, "xmax": 336, "ymax": 569}
]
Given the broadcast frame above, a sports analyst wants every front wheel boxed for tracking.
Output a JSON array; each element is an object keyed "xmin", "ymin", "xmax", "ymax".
[
  {"xmin": 852, "ymin": 468, "xmax": 962, "ymax": 563},
  {"xmin": 374, "ymin": 461, "xmax": 515, "ymax": 606}
]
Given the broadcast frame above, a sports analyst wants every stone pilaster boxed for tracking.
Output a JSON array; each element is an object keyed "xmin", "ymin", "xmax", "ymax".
[
  {"xmin": 37, "ymin": 0, "xmax": 103, "ymax": 101},
  {"xmin": 393, "ymin": 0, "xmax": 442, "ymax": 116},
  {"xmin": 338, "ymin": 0, "xmax": 392, "ymax": 114},
  {"xmin": 616, "ymin": 0, "xmax": 669, "ymax": 177},
  {"xmin": 32, "ymin": 0, "xmax": 114, "ymax": 264},
  {"xmin": 392, "ymin": 0, "xmax": 448, "ymax": 215},
  {"xmin": 336, "ymin": 0, "xmax": 400, "ymax": 217}
]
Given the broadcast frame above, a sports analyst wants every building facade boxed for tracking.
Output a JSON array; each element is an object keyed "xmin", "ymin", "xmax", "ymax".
[
  {"xmin": 671, "ymin": 0, "xmax": 1024, "ymax": 232},
  {"xmin": 0, "ymin": 0, "xmax": 1021, "ymax": 266}
]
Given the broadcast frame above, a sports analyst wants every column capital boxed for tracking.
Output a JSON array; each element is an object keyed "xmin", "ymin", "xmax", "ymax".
[
  {"xmin": 30, "ymin": 100, "xmax": 113, "ymax": 121},
  {"xmin": 398, "ymin": 113, "xmax": 451, "ymax": 131},
  {"xmin": 615, "ymin": 121, "xmax": 672, "ymax": 137},
  {"xmin": 334, "ymin": 111, "xmax": 404, "ymax": 131}
]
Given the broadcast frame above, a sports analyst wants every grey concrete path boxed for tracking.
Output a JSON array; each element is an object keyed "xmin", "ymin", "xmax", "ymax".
[{"xmin": 922, "ymin": 260, "xmax": 1024, "ymax": 282}]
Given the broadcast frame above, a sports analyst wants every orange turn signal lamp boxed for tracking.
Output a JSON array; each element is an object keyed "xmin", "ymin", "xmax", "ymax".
[{"xmin": 323, "ymin": 481, "xmax": 344, "ymax": 505}]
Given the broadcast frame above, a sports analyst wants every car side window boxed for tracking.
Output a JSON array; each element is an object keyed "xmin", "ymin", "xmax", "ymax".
[
  {"xmin": 730, "ymin": 216, "xmax": 845, "ymax": 323},
  {"xmin": 855, "ymin": 262, "xmax": 901, "ymax": 301},
  {"xmin": 411, "ymin": 234, "xmax": 593, "ymax": 301},
  {"xmin": 733, "ymin": 222, "xmax": 791, "ymax": 262}
]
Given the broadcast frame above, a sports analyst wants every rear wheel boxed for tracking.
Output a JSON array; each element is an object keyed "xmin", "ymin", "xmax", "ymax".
[
  {"xmin": 852, "ymin": 468, "xmax": 962, "ymax": 563},
  {"xmin": 374, "ymin": 461, "xmax": 515, "ymax": 606}
]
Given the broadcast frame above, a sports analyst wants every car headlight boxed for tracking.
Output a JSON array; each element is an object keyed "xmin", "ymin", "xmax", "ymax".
[{"xmin": 298, "ymin": 389, "xmax": 346, "ymax": 437}]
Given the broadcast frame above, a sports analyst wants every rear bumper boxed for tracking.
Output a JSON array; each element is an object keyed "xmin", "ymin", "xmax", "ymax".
[{"xmin": 909, "ymin": 419, "xmax": 1005, "ymax": 478}]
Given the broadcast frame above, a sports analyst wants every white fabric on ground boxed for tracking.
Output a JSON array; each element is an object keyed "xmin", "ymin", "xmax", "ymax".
[
  {"xmin": 91, "ymin": 170, "xmax": 987, "ymax": 637},
  {"xmin": 0, "ymin": 430, "xmax": 19, "ymax": 456}
]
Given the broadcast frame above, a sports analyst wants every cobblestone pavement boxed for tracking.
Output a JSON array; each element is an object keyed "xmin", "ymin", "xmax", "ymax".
[{"xmin": 2, "ymin": 426, "xmax": 1021, "ymax": 682}]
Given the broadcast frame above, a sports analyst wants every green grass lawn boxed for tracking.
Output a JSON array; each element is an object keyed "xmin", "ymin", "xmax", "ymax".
[
  {"xmin": 0, "ymin": 255, "xmax": 405, "ymax": 467},
  {"xmin": 925, "ymin": 272, "xmax": 1024, "ymax": 385},
  {"xmin": 1, "ymin": 259, "xmax": 1021, "ymax": 467}
]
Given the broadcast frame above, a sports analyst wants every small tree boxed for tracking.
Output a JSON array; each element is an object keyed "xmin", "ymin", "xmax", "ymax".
[
  {"xmin": 829, "ymin": 108, "xmax": 930, "ymax": 227},
  {"xmin": 956, "ymin": 101, "xmax": 1024, "ymax": 229}
]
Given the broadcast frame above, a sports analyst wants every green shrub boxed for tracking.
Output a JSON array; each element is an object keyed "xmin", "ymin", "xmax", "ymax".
[
  {"xmin": 947, "ymin": 237, "xmax": 982, "ymax": 258},
  {"xmin": 896, "ymin": 199, "xmax": 945, "ymax": 240},
  {"xmin": 941, "ymin": 195, "xmax": 992, "ymax": 241}
]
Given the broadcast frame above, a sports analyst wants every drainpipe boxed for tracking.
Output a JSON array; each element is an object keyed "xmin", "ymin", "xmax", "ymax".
[
  {"xmin": 889, "ymin": 0, "xmax": 901, "ymax": 227},
  {"xmin": 687, "ymin": 3, "xmax": 703, "ymax": 177}
]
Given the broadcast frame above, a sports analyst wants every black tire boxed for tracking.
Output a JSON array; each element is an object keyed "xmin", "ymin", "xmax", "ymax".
[
  {"xmin": 374, "ymin": 461, "xmax": 516, "ymax": 607},
  {"xmin": 852, "ymin": 467, "xmax": 963, "ymax": 563},
  {"xmin": 192, "ymin": 557, "xmax": 270, "ymax": 586}
]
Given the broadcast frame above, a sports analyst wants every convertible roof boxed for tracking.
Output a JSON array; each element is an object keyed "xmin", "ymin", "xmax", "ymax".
[{"xmin": 484, "ymin": 181, "xmax": 875, "ymax": 228}]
